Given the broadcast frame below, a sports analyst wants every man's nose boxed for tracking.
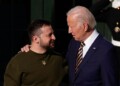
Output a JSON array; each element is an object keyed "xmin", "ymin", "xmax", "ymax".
[
  {"xmin": 52, "ymin": 34, "xmax": 56, "ymax": 40},
  {"xmin": 68, "ymin": 27, "xmax": 72, "ymax": 33}
]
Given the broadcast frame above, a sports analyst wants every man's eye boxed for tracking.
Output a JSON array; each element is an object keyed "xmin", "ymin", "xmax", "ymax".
[{"xmin": 49, "ymin": 33, "xmax": 53, "ymax": 36}]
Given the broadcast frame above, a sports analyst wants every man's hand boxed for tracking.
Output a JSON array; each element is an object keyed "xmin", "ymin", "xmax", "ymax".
[{"xmin": 21, "ymin": 44, "xmax": 31, "ymax": 52}]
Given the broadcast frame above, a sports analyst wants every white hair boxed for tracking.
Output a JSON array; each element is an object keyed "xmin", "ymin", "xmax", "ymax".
[{"xmin": 67, "ymin": 6, "xmax": 96, "ymax": 29}]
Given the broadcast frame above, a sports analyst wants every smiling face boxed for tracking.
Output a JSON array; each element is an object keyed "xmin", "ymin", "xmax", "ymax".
[
  {"xmin": 38, "ymin": 25, "xmax": 56, "ymax": 49},
  {"xmin": 67, "ymin": 14, "xmax": 87, "ymax": 41}
]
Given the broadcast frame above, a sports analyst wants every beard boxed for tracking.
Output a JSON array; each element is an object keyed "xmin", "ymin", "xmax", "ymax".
[{"xmin": 40, "ymin": 40, "xmax": 55, "ymax": 49}]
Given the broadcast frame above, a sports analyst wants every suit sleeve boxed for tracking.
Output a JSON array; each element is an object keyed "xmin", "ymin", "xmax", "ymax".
[{"xmin": 100, "ymin": 47, "xmax": 119, "ymax": 86}]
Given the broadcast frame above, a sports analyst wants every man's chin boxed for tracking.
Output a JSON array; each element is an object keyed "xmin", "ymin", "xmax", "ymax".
[
  {"xmin": 73, "ymin": 36, "xmax": 80, "ymax": 41},
  {"xmin": 73, "ymin": 37, "xmax": 78, "ymax": 41}
]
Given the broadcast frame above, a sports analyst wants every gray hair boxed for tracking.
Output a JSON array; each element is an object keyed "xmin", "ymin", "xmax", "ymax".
[{"xmin": 67, "ymin": 6, "xmax": 96, "ymax": 29}]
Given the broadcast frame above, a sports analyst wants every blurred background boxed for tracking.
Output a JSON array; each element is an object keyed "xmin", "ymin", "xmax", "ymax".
[{"xmin": 0, "ymin": 0, "xmax": 112, "ymax": 85}]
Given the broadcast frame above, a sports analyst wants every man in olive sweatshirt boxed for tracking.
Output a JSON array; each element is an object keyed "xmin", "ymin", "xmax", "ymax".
[{"xmin": 4, "ymin": 19, "xmax": 67, "ymax": 86}]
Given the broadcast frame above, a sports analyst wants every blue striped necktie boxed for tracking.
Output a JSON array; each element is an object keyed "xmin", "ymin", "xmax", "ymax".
[{"xmin": 75, "ymin": 42, "xmax": 85, "ymax": 74}]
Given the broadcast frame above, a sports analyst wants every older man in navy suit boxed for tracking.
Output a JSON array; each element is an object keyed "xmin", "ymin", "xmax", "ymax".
[{"xmin": 66, "ymin": 6, "xmax": 119, "ymax": 86}]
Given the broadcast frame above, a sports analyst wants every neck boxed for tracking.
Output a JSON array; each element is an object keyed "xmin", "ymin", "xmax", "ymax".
[
  {"xmin": 80, "ymin": 30, "xmax": 93, "ymax": 42},
  {"xmin": 30, "ymin": 44, "xmax": 47, "ymax": 54}
]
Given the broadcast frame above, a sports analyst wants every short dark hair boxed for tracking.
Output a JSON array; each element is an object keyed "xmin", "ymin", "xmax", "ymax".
[{"xmin": 27, "ymin": 19, "xmax": 51, "ymax": 40}]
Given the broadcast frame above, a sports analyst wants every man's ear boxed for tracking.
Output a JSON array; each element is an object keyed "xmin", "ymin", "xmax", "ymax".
[
  {"xmin": 83, "ymin": 22, "xmax": 89, "ymax": 32},
  {"xmin": 84, "ymin": 22, "xmax": 91, "ymax": 32},
  {"xmin": 32, "ymin": 35, "xmax": 39, "ymax": 43}
]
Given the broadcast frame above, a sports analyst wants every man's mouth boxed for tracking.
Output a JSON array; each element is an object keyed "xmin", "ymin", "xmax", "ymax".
[{"xmin": 50, "ymin": 41, "xmax": 55, "ymax": 48}]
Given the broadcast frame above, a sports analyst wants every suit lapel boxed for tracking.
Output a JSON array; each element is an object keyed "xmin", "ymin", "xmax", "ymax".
[{"xmin": 75, "ymin": 35, "xmax": 103, "ymax": 78}]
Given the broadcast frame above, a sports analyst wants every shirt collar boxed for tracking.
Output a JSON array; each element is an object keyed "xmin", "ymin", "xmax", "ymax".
[
  {"xmin": 82, "ymin": 29, "xmax": 99, "ymax": 57},
  {"xmin": 84, "ymin": 29, "xmax": 99, "ymax": 46}
]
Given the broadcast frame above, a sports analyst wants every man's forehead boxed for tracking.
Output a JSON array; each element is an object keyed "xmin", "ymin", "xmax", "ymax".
[{"xmin": 41, "ymin": 26, "xmax": 53, "ymax": 33}]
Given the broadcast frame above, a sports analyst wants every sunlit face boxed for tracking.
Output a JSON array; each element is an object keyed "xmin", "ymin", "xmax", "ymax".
[
  {"xmin": 38, "ymin": 25, "xmax": 56, "ymax": 49},
  {"xmin": 67, "ymin": 15, "xmax": 86, "ymax": 41}
]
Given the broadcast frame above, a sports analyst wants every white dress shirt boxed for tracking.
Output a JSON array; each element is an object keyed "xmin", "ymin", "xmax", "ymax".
[{"xmin": 83, "ymin": 29, "xmax": 99, "ymax": 58}]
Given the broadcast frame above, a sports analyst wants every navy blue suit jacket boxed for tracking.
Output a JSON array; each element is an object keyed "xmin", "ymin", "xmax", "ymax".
[{"xmin": 66, "ymin": 35, "xmax": 119, "ymax": 86}]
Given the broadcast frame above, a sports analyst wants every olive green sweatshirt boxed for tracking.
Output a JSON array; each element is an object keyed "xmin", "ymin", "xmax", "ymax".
[{"xmin": 4, "ymin": 50, "xmax": 66, "ymax": 86}]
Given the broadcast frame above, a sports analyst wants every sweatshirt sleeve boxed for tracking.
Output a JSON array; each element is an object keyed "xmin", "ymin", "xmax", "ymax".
[{"xmin": 4, "ymin": 57, "xmax": 21, "ymax": 86}]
